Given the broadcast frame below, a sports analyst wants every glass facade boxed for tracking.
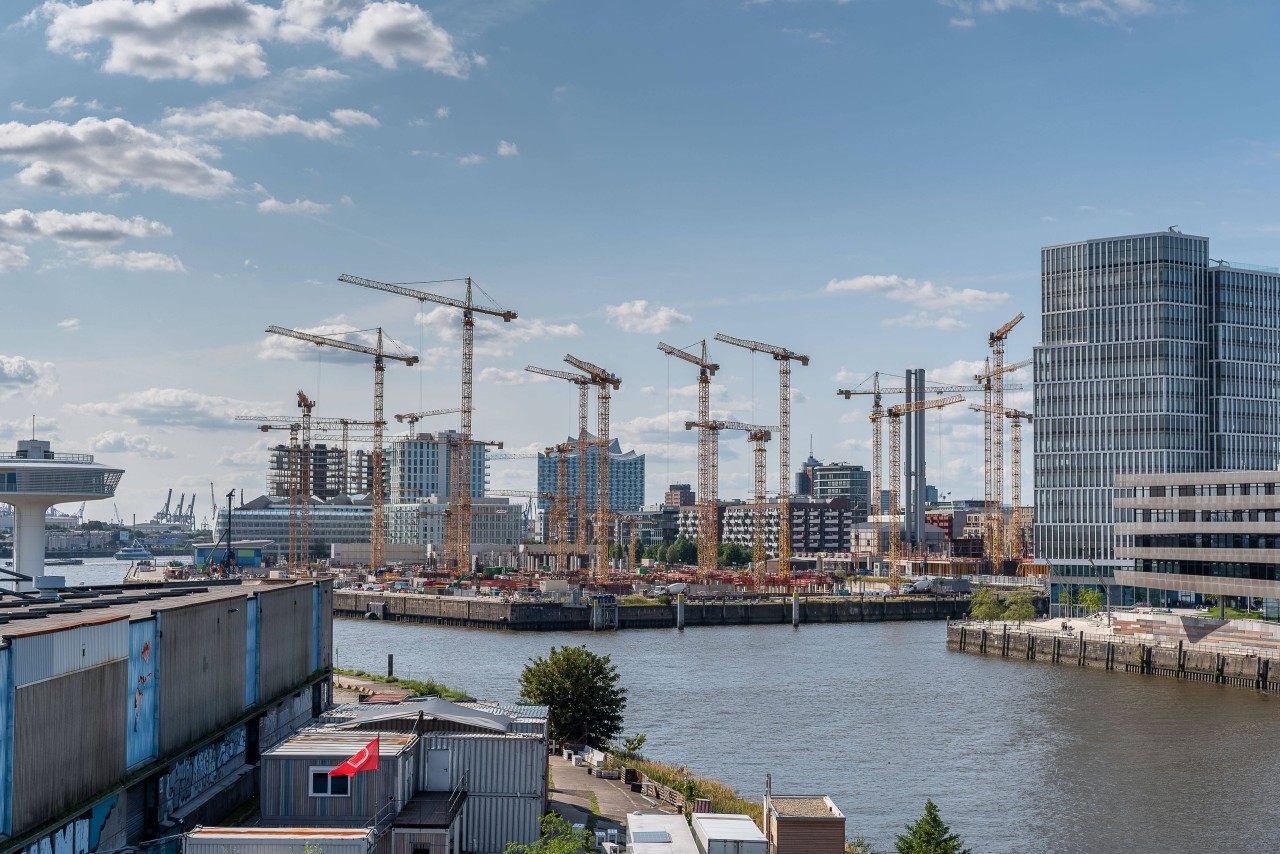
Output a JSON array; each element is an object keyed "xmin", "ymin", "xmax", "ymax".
[
  {"xmin": 536, "ymin": 437, "xmax": 645, "ymax": 539},
  {"xmin": 1034, "ymin": 232, "xmax": 1280, "ymax": 595}
]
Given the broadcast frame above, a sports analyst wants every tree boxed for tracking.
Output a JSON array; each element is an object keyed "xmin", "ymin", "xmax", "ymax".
[
  {"xmin": 618, "ymin": 732, "xmax": 647, "ymax": 758},
  {"xmin": 519, "ymin": 645, "xmax": 627, "ymax": 746},
  {"xmin": 655, "ymin": 544, "xmax": 668, "ymax": 563},
  {"xmin": 1004, "ymin": 588, "xmax": 1037, "ymax": 624},
  {"xmin": 1075, "ymin": 587, "xmax": 1104, "ymax": 616},
  {"xmin": 670, "ymin": 535, "xmax": 697, "ymax": 565},
  {"xmin": 894, "ymin": 799, "xmax": 971, "ymax": 854},
  {"xmin": 504, "ymin": 813, "xmax": 594, "ymax": 854},
  {"xmin": 718, "ymin": 542, "xmax": 750, "ymax": 566},
  {"xmin": 609, "ymin": 543, "xmax": 624, "ymax": 560},
  {"xmin": 969, "ymin": 586, "xmax": 1005, "ymax": 622}
]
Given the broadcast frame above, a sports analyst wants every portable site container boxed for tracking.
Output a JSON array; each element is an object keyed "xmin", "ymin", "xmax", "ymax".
[
  {"xmin": 184, "ymin": 826, "xmax": 376, "ymax": 854},
  {"xmin": 259, "ymin": 731, "xmax": 417, "ymax": 825},
  {"xmin": 765, "ymin": 795, "xmax": 847, "ymax": 854},
  {"xmin": 690, "ymin": 813, "xmax": 769, "ymax": 854},
  {"xmin": 626, "ymin": 813, "xmax": 699, "ymax": 854}
]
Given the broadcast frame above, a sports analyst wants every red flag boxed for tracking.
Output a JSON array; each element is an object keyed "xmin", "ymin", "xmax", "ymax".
[{"xmin": 328, "ymin": 736, "xmax": 380, "ymax": 777}]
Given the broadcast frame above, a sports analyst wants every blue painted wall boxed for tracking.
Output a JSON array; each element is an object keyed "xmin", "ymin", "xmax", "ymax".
[
  {"xmin": 126, "ymin": 620, "xmax": 159, "ymax": 769},
  {"xmin": 245, "ymin": 596, "xmax": 260, "ymax": 708}
]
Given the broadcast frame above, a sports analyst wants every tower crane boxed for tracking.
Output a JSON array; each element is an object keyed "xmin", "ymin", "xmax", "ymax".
[
  {"xmin": 266, "ymin": 325, "xmax": 418, "ymax": 570},
  {"xmin": 338, "ymin": 273, "xmax": 517, "ymax": 576},
  {"xmin": 973, "ymin": 353, "xmax": 1031, "ymax": 570},
  {"xmin": 545, "ymin": 442, "xmax": 574, "ymax": 573},
  {"xmin": 256, "ymin": 422, "xmax": 301, "ymax": 568},
  {"xmin": 242, "ymin": 414, "xmax": 379, "ymax": 496},
  {"xmin": 564, "ymin": 354, "xmax": 621, "ymax": 582},
  {"xmin": 683, "ymin": 420, "xmax": 779, "ymax": 583},
  {"xmin": 296, "ymin": 391, "xmax": 315, "ymax": 568},
  {"xmin": 714, "ymin": 333, "xmax": 808, "ymax": 588},
  {"xmin": 1007, "ymin": 409, "xmax": 1033, "ymax": 560},
  {"xmin": 886, "ymin": 395, "xmax": 964, "ymax": 584},
  {"xmin": 394, "ymin": 408, "xmax": 463, "ymax": 439},
  {"xmin": 658, "ymin": 341, "xmax": 720, "ymax": 578},
  {"xmin": 526, "ymin": 365, "xmax": 593, "ymax": 555}
]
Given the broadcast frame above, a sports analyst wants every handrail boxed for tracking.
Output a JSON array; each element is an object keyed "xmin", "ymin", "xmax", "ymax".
[
  {"xmin": 448, "ymin": 769, "xmax": 469, "ymax": 816},
  {"xmin": 952, "ymin": 618, "xmax": 1280, "ymax": 660}
]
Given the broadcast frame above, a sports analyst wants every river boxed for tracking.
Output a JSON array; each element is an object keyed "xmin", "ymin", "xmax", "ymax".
[{"xmin": 334, "ymin": 617, "xmax": 1280, "ymax": 854}]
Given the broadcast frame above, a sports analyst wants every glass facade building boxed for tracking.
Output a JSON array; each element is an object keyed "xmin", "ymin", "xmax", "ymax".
[
  {"xmin": 536, "ymin": 435, "xmax": 645, "ymax": 539},
  {"xmin": 1034, "ymin": 231, "xmax": 1280, "ymax": 601}
]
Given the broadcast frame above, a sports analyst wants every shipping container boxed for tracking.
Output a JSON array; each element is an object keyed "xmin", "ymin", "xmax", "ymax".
[
  {"xmin": 418, "ymin": 733, "xmax": 545, "ymax": 796},
  {"xmin": 185, "ymin": 826, "xmax": 375, "ymax": 854},
  {"xmin": 260, "ymin": 732, "xmax": 416, "ymax": 824},
  {"xmin": 456, "ymin": 794, "xmax": 542, "ymax": 854},
  {"xmin": 691, "ymin": 814, "xmax": 769, "ymax": 854},
  {"xmin": 157, "ymin": 596, "xmax": 249, "ymax": 756}
]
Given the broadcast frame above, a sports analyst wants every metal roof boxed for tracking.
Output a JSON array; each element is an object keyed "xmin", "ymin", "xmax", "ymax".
[
  {"xmin": 460, "ymin": 700, "xmax": 549, "ymax": 722},
  {"xmin": 692, "ymin": 814, "xmax": 768, "ymax": 841},
  {"xmin": 264, "ymin": 730, "xmax": 416, "ymax": 758},
  {"xmin": 0, "ymin": 584, "xmax": 258, "ymax": 639},
  {"xmin": 188, "ymin": 828, "xmax": 373, "ymax": 840},
  {"xmin": 324, "ymin": 698, "xmax": 514, "ymax": 733}
]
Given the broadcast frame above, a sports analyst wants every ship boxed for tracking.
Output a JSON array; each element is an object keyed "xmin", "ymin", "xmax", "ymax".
[{"xmin": 114, "ymin": 539, "xmax": 155, "ymax": 561}]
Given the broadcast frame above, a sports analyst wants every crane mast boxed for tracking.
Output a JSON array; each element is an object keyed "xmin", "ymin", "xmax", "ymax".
[
  {"xmin": 256, "ymin": 422, "xmax": 301, "ymax": 568},
  {"xmin": 526, "ymin": 365, "xmax": 593, "ymax": 563},
  {"xmin": 565, "ymin": 354, "xmax": 620, "ymax": 583},
  {"xmin": 297, "ymin": 391, "xmax": 315, "ymax": 570},
  {"xmin": 714, "ymin": 333, "xmax": 808, "ymax": 589},
  {"xmin": 974, "ymin": 348, "xmax": 1030, "ymax": 571},
  {"xmin": 659, "ymin": 341, "xmax": 719, "ymax": 578}
]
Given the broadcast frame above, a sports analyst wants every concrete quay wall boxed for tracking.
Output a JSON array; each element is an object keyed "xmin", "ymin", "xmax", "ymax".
[
  {"xmin": 333, "ymin": 591, "xmax": 973, "ymax": 631},
  {"xmin": 946, "ymin": 622, "xmax": 1279, "ymax": 691}
]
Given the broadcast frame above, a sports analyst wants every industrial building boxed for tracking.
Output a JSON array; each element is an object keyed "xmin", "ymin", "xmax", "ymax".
[
  {"xmin": 0, "ymin": 579, "xmax": 332, "ymax": 854},
  {"xmin": 1114, "ymin": 470, "xmax": 1280, "ymax": 613},
  {"xmin": 1034, "ymin": 231, "xmax": 1280, "ymax": 603}
]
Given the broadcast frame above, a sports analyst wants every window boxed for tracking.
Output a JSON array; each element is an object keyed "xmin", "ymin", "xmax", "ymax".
[{"xmin": 310, "ymin": 767, "xmax": 351, "ymax": 797}]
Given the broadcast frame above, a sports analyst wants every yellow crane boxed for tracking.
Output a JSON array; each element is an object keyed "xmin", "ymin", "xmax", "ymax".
[
  {"xmin": 545, "ymin": 442, "xmax": 574, "ymax": 573},
  {"xmin": 245, "ymin": 415, "xmax": 378, "ymax": 495},
  {"xmin": 296, "ymin": 391, "xmax": 315, "ymax": 569},
  {"xmin": 658, "ymin": 341, "xmax": 720, "ymax": 578},
  {"xmin": 683, "ymin": 420, "xmax": 778, "ymax": 584},
  {"xmin": 714, "ymin": 333, "xmax": 808, "ymax": 589},
  {"xmin": 394, "ymin": 407, "xmax": 462, "ymax": 439},
  {"xmin": 973, "ymin": 354, "xmax": 1031, "ymax": 569},
  {"xmin": 968, "ymin": 399, "xmax": 1033, "ymax": 562},
  {"xmin": 265, "ymin": 325, "xmax": 418, "ymax": 570},
  {"xmin": 254, "ymin": 422, "xmax": 301, "ymax": 568},
  {"xmin": 526, "ymin": 365, "xmax": 593, "ymax": 560},
  {"xmin": 564, "ymin": 354, "xmax": 621, "ymax": 583},
  {"xmin": 338, "ymin": 273, "xmax": 517, "ymax": 576},
  {"xmin": 886, "ymin": 395, "xmax": 963, "ymax": 585}
]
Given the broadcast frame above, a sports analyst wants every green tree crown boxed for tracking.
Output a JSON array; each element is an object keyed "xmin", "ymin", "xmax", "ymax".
[
  {"xmin": 519, "ymin": 645, "xmax": 627, "ymax": 746},
  {"xmin": 894, "ymin": 799, "xmax": 971, "ymax": 854}
]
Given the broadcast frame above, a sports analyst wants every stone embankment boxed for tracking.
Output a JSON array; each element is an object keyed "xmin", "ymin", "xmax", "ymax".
[
  {"xmin": 947, "ymin": 621, "xmax": 1280, "ymax": 691},
  {"xmin": 334, "ymin": 590, "xmax": 973, "ymax": 630}
]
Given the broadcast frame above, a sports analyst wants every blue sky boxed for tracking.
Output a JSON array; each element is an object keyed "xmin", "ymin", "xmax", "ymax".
[{"xmin": 3, "ymin": 0, "xmax": 1280, "ymax": 524}]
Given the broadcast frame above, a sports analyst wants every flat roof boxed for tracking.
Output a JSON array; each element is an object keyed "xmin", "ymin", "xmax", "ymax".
[
  {"xmin": 627, "ymin": 813, "xmax": 699, "ymax": 854},
  {"xmin": 188, "ymin": 828, "xmax": 372, "ymax": 840},
  {"xmin": 770, "ymin": 796, "xmax": 844, "ymax": 818},
  {"xmin": 264, "ymin": 729, "xmax": 416, "ymax": 758},
  {"xmin": 692, "ymin": 814, "xmax": 767, "ymax": 841},
  {"xmin": 1041, "ymin": 231, "xmax": 1209, "ymax": 250},
  {"xmin": 0, "ymin": 583, "xmax": 260, "ymax": 639}
]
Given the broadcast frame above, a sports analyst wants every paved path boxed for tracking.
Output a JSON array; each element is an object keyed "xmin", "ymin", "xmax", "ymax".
[{"xmin": 547, "ymin": 754, "xmax": 676, "ymax": 838}]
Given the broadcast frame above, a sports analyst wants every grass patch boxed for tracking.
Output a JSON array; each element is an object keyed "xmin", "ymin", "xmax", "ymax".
[
  {"xmin": 588, "ymin": 793, "xmax": 601, "ymax": 816},
  {"xmin": 620, "ymin": 594, "xmax": 663, "ymax": 606},
  {"xmin": 334, "ymin": 667, "xmax": 472, "ymax": 701},
  {"xmin": 1195, "ymin": 607, "xmax": 1267, "ymax": 621},
  {"xmin": 607, "ymin": 754, "xmax": 762, "ymax": 826}
]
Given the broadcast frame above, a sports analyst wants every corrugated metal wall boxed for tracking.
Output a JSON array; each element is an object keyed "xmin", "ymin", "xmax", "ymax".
[
  {"xmin": 259, "ymin": 586, "xmax": 315, "ymax": 701},
  {"xmin": 420, "ymin": 735, "xmax": 545, "ymax": 796},
  {"xmin": 11, "ymin": 618, "xmax": 128, "ymax": 687},
  {"xmin": 186, "ymin": 836, "xmax": 370, "ymax": 854},
  {"xmin": 158, "ymin": 597, "xmax": 248, "ymax": 756},
  {"xmin": 260, "ymin": 755, "xmax": 403, "ymax": 824},
  {"xmin": 12, "ymin": 659, "xmax": 127, "ymax": 835},
  {"xmin": 126, "ymin": 618, "xmax": 159, "ymax": 768},
  {"xmin": 311, "ymin": 584, "xmax": 322, "ymax": 673},
  {"xmin": 458, "ymin": 795, "xmax": 542, "ymax": 854},
  {"xmin": 246, "ymin": 595, "xmax": 261, "ymax": 708},
  {"xmin": 319, "ymin": 583, "xmax": 333, "ymax": 671},
  {"xmin": 0, "ymin": 643, "xmax": 12, "ymax": 838},
  {"xmin": 391, "ymin": 829, "xmax": 447, "ymax": 854}
]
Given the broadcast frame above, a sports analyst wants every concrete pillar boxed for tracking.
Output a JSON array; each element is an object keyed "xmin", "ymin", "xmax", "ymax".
[
  {"xmin": 10, "ymin": 498, "xmax": 53, "ymax": 593},
  {"xmin": 792, "ymin": 592, "xmax": 800, "ymax": 627},
  {"xmin": 676, "ymin": 593, "xmax": 685, "ymax": 631}
]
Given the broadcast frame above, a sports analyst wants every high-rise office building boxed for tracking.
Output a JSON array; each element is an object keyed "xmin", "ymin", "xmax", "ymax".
[
  {"xmin": 1034, "ymin": 230, "xmax": 1280, "ymax": 602},
  {"xmin": 810, "ymin": 463, "xmax": 871, "ymax": 523}
]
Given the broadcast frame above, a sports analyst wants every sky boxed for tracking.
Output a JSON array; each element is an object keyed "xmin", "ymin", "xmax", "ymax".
[{"xmin": 4, "ymin": 0, "xmax": 1280, "ymax": 525}]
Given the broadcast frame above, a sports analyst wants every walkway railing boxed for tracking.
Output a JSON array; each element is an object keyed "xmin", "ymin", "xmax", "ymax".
[{"xmin": 951, "ymin": 618, "xmax": 1280, "ymax": 660}]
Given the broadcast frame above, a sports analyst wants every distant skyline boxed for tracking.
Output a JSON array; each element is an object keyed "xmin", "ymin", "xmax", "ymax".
[{"xmin": 5, "ymin": 0, "xmax": 1280, "ymax": 524}]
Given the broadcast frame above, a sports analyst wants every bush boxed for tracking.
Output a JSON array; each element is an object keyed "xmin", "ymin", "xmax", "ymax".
[{"xmin": 603, "ymin": 753, "xmax": 762, "ymax": 825}]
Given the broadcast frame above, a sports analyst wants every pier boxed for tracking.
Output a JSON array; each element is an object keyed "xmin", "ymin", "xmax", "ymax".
[{"xmin": 333, "ymin": 590, "xmax": 973, "ymax": 630}]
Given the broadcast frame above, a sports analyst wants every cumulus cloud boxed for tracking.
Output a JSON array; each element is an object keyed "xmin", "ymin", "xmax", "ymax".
[
  {"xmin": 90, "ymin": 430, "xmax": 175, "ymax": 459},
  {"xmin": 604, "ymin": 300, "xmax": 691, "ymax": 334},
  {"xmin": 0, "ymin": 208, "xmax": 182, "ymax": 272},
  {"xmin": 258, "ymin": 317, "xmax": 419, "ymax": 363},
  {"xmin": 289, "ymin": 65, "xmax": 349, "ymax": 82},
  {"xmin": 163, "ymin": 102, "xmax": 342, "ymax": 140},
  {"xmin": 0, "ymin": 118, "xmax": 233, "ymax": 197},
  {"xmin": 11, "ymin": 95, "xmax": 113, "ymax": 114},
  {"xmin": 457, "ymin": 153, "xmax": 484, "ymax": 166},
  {"xmin": 497, "ymin": 140, "xmax": 518, "ymax": 156},
  {"xmin": 435, "ymin": 106, "xmax": 449, "ymax": 118},
  {"xmin": 215, "ymin": 437, "xmax": 271, "ymax": 468},
  {"xmin": 30, "ymin": 0, "xmax": 474, "ymax": 83},
  {"xmin": 478, "ymin": 367, "xmax": 528, "ymax": 385},
  {"xmin": 939, "ymin": 0, "xmax": 1159, "ymax": 25},
  {"xmin": 416, "ymin": 307, "xmax": 580, "ymax": 358},
  {"xmin": 257, "ymin": 196, "xmax": 330, "ymax": 215},
  {"xmin": 0, "ymin": 355, "xmax": 58, "ymax": 401},
  {"xmin": 73, "ymin": 387, "xmax": 274, "ymax": 429},
  {"xmin": 88, "ymin": 250, "xmax": 186, "ymax": 272},
  {"xmin": 57, "ymin": 317, "xmax": 80, "ymax": 331},
  {"xmin": 330, "ymin": 108, "xmax": 379, "ymax": 127},
  {"xmin": 825, "ymin": 274, "xmax": 1007, "ymax": 330}
]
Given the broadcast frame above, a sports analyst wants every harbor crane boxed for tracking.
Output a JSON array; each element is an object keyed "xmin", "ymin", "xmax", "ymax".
[
  {"xmin": 973, "ymin": 353, "xmax": 1031, "ymax": 568},
  {"xmin": 256, "ymin": 421, "xmax": 301, "ymax": 568},
  {"xmin": 526, "ymin": 365, "xmax": 593, "ymax": 556},
  {"xmin": 886, "ymin": 395, "xmax": 963, "ymax": 584},
  {"xmin": 564, "ymin": 354, "xmax": 620, "ymax": 582},
  {"xmin": 393, "ymin": 408, "xmax": 462, "ymax": 439},
  {"xmin": 658, "ymin": 341, "xmax": 720, "ymax": 578},
  {"xmin": 338, "ymin": 273, "xmax": 517, "ymax": 576},
  {"xmin": 714, "ymin": 333, "xmax": 808, "ymax": 588},
  {"xmin": 266, "ymin": 325, "xmax": 418, "ymax": 570},
  {"xmin": 683, "ymin": 420, "xmax": 779, "ymax": 584}
]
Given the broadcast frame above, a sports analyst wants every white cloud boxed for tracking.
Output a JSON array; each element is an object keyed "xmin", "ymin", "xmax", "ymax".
[
  {"xmin": 87, "ymin": 250, "xmax": 186, "ymax": 272},
  {"xmin": 884, "ymin": 311, "xmax": 968, "ymax": 331},
  {"xmin": 416, "ymin": 307, "xmax": 581, "ymax": 358},
  {"xmin": 949, "ymin": 16, "xmax": 976, "ymax": 26},
  {"xmin": 0, "ymin": 355, "xmax": 58, "ymax": 401},
  {"xmin": 0, "ymin": 208, "xmax": 179, "ymax": 273},
  {"xmin": 90, "ymin": 430, "xmax": 175, "ymax": 459},
  {"xmin": 57, "ymin": 317, "xmax": 80, "ymax": 331},
  {"xmin": 478, "ymin": 367, "xmax": 528, "ymax": 385},
  {"xmin": 289, "ymin": 65, "xmax": 349, "ymax": 82},
  {"xmin": 215, "ymin": 437, "xmax": 271, "ymax": 469},
  {"xmin": 435, "ymin": 106, "xmax": 449, "ymax": 119},
  {"xmin": 329, "ymin": 2, "xmax": 473, "ymax": 77},
  {"xmin": 0, "ymin": 118, "xmax": 233, "ymax": 197},
  {"xmin": 497, "ymin": 140, "xmax": 518, "ymax": 157},
  {"xmin": 11, "ymin": 95, "xmax": 113, "ymax": 114},
  {"xmin": 330, "ymin": 108, "xmax": 379, "ymax": 127},
  {"xmin": 825, "ymin": 273, "xmax": 1008, "ymax": 330},
  {"xmin": 257, "ymin": 197, "xmax": 330, "ymax": 215},
  {"xmin": 258, "ymin": 317, "xmax": 420, "ymax": 364},
  {"xmin": 457, "ymin": 153, "xmax": 484, "ymax": 166},
  {"xmin": 163, "ymin": 102, "xmax": 342, "ymax": 140},
  {"xmin": 940, "ymin": 0, "xmax": 1159, "ymax": 24},
  {"xmin": 73, "ymin": 387, "xmax": 275, "ymax": 429},
  {"xmin": 604, "ymin": 300, "xmax": 691, "ymax": 334}
]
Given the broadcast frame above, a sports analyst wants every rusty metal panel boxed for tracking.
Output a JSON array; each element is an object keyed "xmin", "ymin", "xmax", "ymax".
[
  {"xmin": 157, "ymin": 598, "xmax": 248, "ymax": 756},
  {"xmin": 258, "ymin": 585, "xmax": 315, "ymax": 702},
  {"xmin": 11, "ymin": 660, "xmax": 127, "ymax": 836},
  {"xmin": 126, "ymin": 618, "xmax": 159, "ymax": 768},
  {"xmin": 458, "ymin": 794, "xmax": 542, "ymax": 854},
  {"xmin": 11, "ymin": 617, "xmax": 127, "ymax": 687}
]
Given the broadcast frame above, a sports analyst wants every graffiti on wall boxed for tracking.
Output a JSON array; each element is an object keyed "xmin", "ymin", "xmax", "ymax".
[
  {"xmin": 158, "ymin": 728, "xmax": 246, "ymax": 821},
  {"xmin": 19, "ymin": 797, "xmax": 118, "ymax": 854},
  {"xmin": 127, "ymin": 619, "xmax": 159, "ymax": 768}
]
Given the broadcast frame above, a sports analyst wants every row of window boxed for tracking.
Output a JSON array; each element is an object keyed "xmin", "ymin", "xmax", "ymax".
[{"xmin": 1134, "ymin": 560, "xmax": 1280, "ymax": 582}]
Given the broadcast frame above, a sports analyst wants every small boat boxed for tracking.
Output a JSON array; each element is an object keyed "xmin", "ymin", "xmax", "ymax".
[
  {"xmin": 45, "ymin": 558, "xmax": 84, "ymax": 566},
  {"xmin": 115, "ymin": 540, "xmax": 155, "ymax": 561}
]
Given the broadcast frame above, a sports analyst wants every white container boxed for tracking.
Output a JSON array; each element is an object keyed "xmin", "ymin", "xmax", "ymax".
[
  {"xmin": 185, "ymin": 827, "xmax": 374, "ymax": 854},
  {"xmin": 691, "ymin": 814, "xmax": 769, "ymax": 854}
]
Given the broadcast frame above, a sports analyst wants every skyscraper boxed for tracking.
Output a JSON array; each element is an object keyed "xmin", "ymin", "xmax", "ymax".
[{"xmin": 1034, "ymin": 230, "xmax": 1280, "ymax": 602}]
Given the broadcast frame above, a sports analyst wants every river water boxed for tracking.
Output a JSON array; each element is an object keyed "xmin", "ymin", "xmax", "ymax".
[{"xmin": 333, "ymin": 617, "xmax": 1280, "ymax": 854}]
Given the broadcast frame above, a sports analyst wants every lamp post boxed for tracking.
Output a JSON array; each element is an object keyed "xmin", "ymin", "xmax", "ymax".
[{"xmin": 225, "ymin": 490, "xmax": 235, "ymax": 570}]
